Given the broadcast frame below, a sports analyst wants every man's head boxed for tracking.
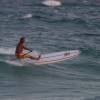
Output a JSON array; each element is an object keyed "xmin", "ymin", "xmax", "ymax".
[{"xmin": 20, "ymin": 37, "xmax": 25, "ymax": 43}]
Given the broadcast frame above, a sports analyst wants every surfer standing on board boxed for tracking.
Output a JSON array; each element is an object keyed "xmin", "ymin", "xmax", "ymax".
[{"xmin": 15, "ymin": 37, "xmax": 41, "ymax": 60}]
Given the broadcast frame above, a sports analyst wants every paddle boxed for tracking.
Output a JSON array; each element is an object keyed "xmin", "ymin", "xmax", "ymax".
[{"xmin": 23, "ymin": 50, "xmax": 33, "ymax": 56}]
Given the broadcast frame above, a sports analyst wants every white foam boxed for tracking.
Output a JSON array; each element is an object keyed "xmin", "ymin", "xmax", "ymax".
[
  {"xmin": 42, "ymin": 0, "xmax": 62, "ymax": 7},
  {"xmin": 83, "ymin": 0, "xmax": 88, "ymax": 3},
  {"xmin": 0, "ymin": 47, "xmax": 15, "ymax": 55},
  {"xmin": 21, "ymin": 14, "xmax": 32, "ymax": 19}
]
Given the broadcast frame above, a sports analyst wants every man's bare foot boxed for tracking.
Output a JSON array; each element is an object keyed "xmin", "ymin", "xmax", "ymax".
[
  {"xmin": 35, "ymin": 55, "xmax": 41, "ymax": 60},
  {"xmin": 64, "ymin": 53, "xmax": 70, "ymax": 56}
]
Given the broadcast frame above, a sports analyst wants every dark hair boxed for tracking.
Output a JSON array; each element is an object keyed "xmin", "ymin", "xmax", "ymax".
[{"xmin": 20, "ymin": 37, "xmax": 25, "ymax": 43}]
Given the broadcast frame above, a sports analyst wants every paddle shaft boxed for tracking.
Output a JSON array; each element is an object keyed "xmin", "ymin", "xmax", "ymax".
[{"xmin": 23, "ymin": 50, "xmax": 32, "ymax": 56}]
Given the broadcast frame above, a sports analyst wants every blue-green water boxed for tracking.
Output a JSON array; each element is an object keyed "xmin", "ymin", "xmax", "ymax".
[{"xmin": 0, "ymin": 0, "xmax": 100, "ymax": 100}]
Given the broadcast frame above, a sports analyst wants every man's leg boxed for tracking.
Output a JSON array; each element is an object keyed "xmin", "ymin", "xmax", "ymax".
[{"xmin": 24, "ymin": 54, "xmax": 41, "ymax": 60}]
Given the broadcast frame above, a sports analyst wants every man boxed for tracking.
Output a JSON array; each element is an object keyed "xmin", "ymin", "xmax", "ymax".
[{"xmin": 15, "ymin": 37, "xmax": 41, "ymax": 60}]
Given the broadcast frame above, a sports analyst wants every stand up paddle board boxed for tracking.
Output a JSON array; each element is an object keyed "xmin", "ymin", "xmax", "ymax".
[{"xmin": 23, "ymin": 50, "xmax": 80, "ymax": 65}]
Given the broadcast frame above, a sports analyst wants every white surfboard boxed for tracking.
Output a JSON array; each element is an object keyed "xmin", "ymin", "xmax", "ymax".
[{"xmin": 23, "ymin": 50, "xmax": 80, "ymax": 65}]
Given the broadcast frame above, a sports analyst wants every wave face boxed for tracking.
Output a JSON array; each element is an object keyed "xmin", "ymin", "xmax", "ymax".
[{"xmin": 0, "ymin": 0, "xmax": 100, "ymax": 100}]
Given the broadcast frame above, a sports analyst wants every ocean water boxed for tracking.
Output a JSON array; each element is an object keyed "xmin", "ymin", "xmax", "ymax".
[{"xmin": 0, "ymin": 0, "xmax": 100, "ymax": 100}]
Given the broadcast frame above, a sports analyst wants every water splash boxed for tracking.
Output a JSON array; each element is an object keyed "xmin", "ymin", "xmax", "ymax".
[
  {"xmin": 42, "ymin": 0, "xmax": 62, "ymax": 7},
  {"xmin": 21, "ymin": 14, "xmax": 32, "ymax": 19}
]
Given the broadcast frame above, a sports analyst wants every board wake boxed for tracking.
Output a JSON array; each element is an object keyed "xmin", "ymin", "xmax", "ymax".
[{"xmin": 6, "ymin": 60, "xmax": 24, "ymax": 66}]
